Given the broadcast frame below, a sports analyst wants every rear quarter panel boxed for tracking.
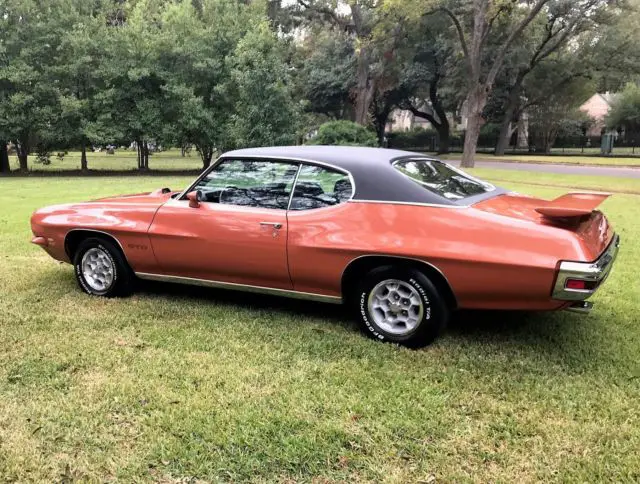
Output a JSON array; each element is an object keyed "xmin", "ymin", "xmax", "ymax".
[{"xmin": 287, "ymin": 202, "xmax": 586, "ymax": 310}]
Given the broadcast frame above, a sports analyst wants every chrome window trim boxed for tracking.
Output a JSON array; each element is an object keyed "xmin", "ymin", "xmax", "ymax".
[
  {"xmin": 178, "ymin": 155, "xmax": 356, "ymax": 203},
  {"xmin": 552, "ymin": 234, "xmax": 620, "ymax": 301},
  {"xmin": 348, "ymin": 199, "xmax": 468, "ymax": 209},
  {"xmin": 286, "ymin": 164, "xmax": 303, "ymax": 211},
  {"xmin": 287, "ymin": 163, "xmax": 355, "ymax": 212},
  {"xmin": 135, "ymin": 272, "xmax": 342, "ymax": 304},
  {"xmin": 390, "ymin": 157, "xmax": 496, "ymax": 198}
]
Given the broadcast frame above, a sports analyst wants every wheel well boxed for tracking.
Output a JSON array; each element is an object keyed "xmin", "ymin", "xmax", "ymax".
[
  {"xmin": 341, "ymin": 256, "xmax": 458, "ymax": 309},
  {"xmin": 64, "ymin": 230, "xmax": 128, "ymax": 264}
]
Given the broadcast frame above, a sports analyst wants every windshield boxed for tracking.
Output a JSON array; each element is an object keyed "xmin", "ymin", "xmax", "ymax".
[{"xmin": 393, "ymin": 158, "xmax": 495, "ymax": 200}]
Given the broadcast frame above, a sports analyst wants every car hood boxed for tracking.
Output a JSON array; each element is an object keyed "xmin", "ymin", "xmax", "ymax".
[{"xmin": 92, "ymin": 188, "xmax": 177, "ymax": 206}]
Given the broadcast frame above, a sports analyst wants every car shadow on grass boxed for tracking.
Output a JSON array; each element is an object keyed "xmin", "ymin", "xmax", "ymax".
[
  {"xmin": 137, "ymin": 279, "xmax": 351, "ymax": 326},
  {"xmin": 136, "ymin": 279, "xmax": 609, "ymax": 372}
]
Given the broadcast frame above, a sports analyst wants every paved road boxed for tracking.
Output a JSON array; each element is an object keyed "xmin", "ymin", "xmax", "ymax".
[{"xmin": 446, "ymin": 159, "xmax": 640, "ymax": 179}]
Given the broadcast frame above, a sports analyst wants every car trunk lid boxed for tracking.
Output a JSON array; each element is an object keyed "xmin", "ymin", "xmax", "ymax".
[{"xmin": 473, "ymin": 192, "xmax": 613, "ymax": 260}]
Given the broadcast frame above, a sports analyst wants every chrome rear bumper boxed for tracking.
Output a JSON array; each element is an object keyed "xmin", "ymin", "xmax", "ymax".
[{"xmin": 553, "ymin": 234, "xmax": 620, "ymax": 303}]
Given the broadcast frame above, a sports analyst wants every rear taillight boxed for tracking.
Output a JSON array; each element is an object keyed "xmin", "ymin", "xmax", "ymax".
[{"xmin": 565, "ymin": 279, "xmax": 599, "ymax": 291}]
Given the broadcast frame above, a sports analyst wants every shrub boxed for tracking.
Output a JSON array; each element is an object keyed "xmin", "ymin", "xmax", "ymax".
[
  {"xmin": 387, "ymin": 127, "xmax": 437, "ymax": 149},
  {"xmin": 308, "ymin": 120, "xmax": 378, "ymax": 147}
]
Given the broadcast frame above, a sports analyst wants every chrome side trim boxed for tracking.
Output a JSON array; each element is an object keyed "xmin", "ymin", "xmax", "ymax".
[
  {"xmin": 552, "ymin": 234, "xmax": 620, "ymax": 301},
  {"xmin": 65, "ymin": 228, "xmax": 128, "ymax": 260},
  {"xmin": 135, "ymin": 272, "xmax": 343, "ymax": 304},
  {"xmin": 348, "ymin": 199, "xmax": 468, "ymax": 209},
  {"xmin": 178, "ymin": 155, "xmax": 357, "ymax": 203},
  {"xmin": 340, "ymin": 254, "xmax": 458, "ymax": 307},
  {"xmin": 567, "ymin": 190, "xmax": 612, "ymax": 196}
]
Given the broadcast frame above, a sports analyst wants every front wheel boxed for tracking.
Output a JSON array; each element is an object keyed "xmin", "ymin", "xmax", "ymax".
[
  {"xmin": 355, "ymin": 266, "xmax": 449, "ymax": 348},
  {"xmin": 73, "ymin": 237, "xmax": 134, "ymax": 297}
]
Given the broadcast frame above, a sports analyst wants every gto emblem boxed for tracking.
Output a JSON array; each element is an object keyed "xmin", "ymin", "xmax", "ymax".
[{"xmin": 128, "ymin": 243, "xmax": 148, "ymax": 250}]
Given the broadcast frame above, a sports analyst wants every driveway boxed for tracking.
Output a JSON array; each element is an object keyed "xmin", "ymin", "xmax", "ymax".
[{"xmin": 446, "ymin": 159, "xmax": 640, "ymax": 179}]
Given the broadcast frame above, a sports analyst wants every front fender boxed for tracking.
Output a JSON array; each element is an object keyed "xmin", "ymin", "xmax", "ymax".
[{"xmin": 30, "ymin": 202, "xmax": 161, "ymax": 272}]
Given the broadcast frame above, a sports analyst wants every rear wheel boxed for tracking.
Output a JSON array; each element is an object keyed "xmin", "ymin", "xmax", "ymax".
[
  {"xmin": 355, "ymin": 266, "xmax": 449, "ymax": 347},
  {"xmin": 73, "ymin": 237, "xmax": 134, "ymax": 297}
]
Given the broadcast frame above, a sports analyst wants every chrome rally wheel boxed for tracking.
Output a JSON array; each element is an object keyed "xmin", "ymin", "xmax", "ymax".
[
  {"xmin": 73, "ymin": 237, "xmax": 134, "ymax": 297},
  {"xmin": 81, "ymin": 247, "xmax": 115, "ymax": 292},
  {"xmin": 356, "ymin": 266, "xmax": 450, "ymax": 347},
  {"xmin": 368, "ymin": 279, "xmax": 424, "ymax": 336}
]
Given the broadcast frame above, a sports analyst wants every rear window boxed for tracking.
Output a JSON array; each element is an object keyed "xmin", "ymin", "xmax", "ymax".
[{"xmin": 393, "ymin": 158, "xmax": 494, "ymax": 200}]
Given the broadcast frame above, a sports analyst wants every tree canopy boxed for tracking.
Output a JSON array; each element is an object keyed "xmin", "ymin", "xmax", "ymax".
[{"xmin": 0, "ymin": 0, "xmax": 638, "ymax": 173}]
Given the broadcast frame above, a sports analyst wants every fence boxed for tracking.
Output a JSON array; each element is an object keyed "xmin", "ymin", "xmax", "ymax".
[{"xmin": 387, "ymin": 129, "xmax": 639, "ymax": 156}]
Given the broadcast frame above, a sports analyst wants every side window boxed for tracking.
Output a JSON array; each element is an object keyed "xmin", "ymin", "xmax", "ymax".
[
  {"xmin": 192, "ymin": 159, "xmax": 299, "ymax": 210},
  {"xmin": 289, "ymin": 164, "xmax": 353, "ymax": 211}
]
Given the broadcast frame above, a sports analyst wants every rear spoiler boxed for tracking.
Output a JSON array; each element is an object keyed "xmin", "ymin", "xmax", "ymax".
[{"xmin": 535, "ymin": 192, "xmax": 611, "ymax": 218}]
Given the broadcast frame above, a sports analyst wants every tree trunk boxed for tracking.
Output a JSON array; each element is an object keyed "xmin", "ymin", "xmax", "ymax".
[
  {"xmin": 353, "ymin": 46, "xmax": 375, "ymax": 126},
  {"xmin": 461, "ymin": 85, "xmax": 489, "ymax": 168},
  {"xmin": 373, "ymin": 107, "xmax": 391, "ymax": 146},
  {"xmin": 136, "ymin": 141, "xmax": 142, "ymax": 170},
  {"xmin": 199, "ymin": 146, "xmax": 214, "ymax": 169},
  {"xmin": 437, "ymin": 122, "xmax": 450, "ymax": 155},
  {"xmin": 495, "ymin": 83, "xmax": 522, "ymax": 156},
  {"xmin": 495, "ymin": 115, "xmax": 514, "ymax": 156},
  {"xmin": 80, "ymin": 141, "xmax": 88, "ymax": 172},
  {"xmin": 142, "ymin": 141, "xmax": 149, "ymax": 170},
  {"xmin": 516, "ymin": 114, "xmax": 529, "ymax": 149},
  {"xmin": 543, "ymin": 131, "xmax": 555, "ymax": 154},
  {"xmin": 429, "ymin": 70, "xmax": 450, "ymax": 154},
  {"xmin": 0, "ymin": 142, "xmax": 9, "ymax": 174},
  {"xmin": 17, "ymin": 141, "xmax": 29, "ymax": 172}
]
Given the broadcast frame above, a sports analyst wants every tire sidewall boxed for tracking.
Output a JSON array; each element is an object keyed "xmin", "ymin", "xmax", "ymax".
[
  {"xmin": 74, "ymin": 239, "xmax": 122, "ymax": 297},
  {"xmin": 357, "ymin": 267, "xmax": 447, "ymax": 346}
]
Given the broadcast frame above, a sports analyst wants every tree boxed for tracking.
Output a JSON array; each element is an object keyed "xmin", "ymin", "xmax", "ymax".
[
  {"xmin": 296, "ymin": 30, "xmax": 356, "ymax": 120},
  {"xmin": 390, "ymin": 0, "xmax": 610, "ymax": 166},
  {"xmin": 160, "ymin": 0, "xmax": 261, "ymax": 168},
  {"xmin": 55, "ymin": 3, "xmax": 111, "ymax": 171},
  {"xmin": 493, "ymin": 1, "xmax": 625, "ymax": 155},
  {"xmin": 590, "ymin": 0, "xmax": 640, "ymax": 92},
  {"xmin": 607, "ymin": 83, "xmax": 640, "ymax": 146},
  {"xmin": 228, "ymin": 21, "xmax": 300, "ymax": 149},
  {"xmin": 528, "ymin": 72, "xmax": 594, "ymax": 152},
  {"xmin": 0, "ymin": 0, "xmax": 72, "ymax": 172},
  {"xmin": 97, "ymin": 0, "xmax": 174, "ymax": 171},
  {"xmin": 293, "ymin": 0, "xmax": 389, "ymax": 126},
  {"xmin": 390, "ymin": 12, "xmax": 462, "ymax": 154}
]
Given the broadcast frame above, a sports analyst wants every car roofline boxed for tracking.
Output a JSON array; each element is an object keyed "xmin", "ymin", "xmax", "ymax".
[
  {"xmin": 177, "ymin": 154, "xmax": 357, "ymax": 202},
  {"xmin": 177, "ymin": 150, "xmax": 504, "ymax": 207}
]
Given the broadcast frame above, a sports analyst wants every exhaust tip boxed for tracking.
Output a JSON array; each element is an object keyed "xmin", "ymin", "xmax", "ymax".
[{"xmin": 566, "ymin": 301, "xmax": 593, "ymax": 314}]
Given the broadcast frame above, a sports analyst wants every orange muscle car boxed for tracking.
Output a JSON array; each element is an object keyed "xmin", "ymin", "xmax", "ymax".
[{"xmin": 31, "ymin": 146, "xmax": 620, "ymax": 347}]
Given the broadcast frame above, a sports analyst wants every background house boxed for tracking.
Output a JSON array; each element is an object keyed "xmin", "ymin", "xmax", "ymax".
[{"xmin": 580, "ymin": 92, "xmax": 617, "ymax": 136}]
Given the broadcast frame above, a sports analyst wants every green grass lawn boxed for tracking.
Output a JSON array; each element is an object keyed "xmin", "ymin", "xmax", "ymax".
[
  {"xmin": 549, "ymin": 146, "xmax": 639, "ymax": 156},
  {"xmin": 1, "ymin": 172, "xmax": 639, "ymax": 482},
  {"xmin": 8, "ymin": 149, "xmax": 203, "ymax": 172},
  {"xmin": 8, "ymin": 147, "xmax": 640, "ymax": 172}
]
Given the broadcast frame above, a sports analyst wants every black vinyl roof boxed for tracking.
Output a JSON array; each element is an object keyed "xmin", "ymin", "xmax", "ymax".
[{"xmin": 222, "ymin": 146, "xmax": 502, "ymax": 206}]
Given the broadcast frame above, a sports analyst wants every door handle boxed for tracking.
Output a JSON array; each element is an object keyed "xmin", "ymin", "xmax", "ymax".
[{"xmin": 260, "ymin": 222, "xmax": 283, "ymax": 229}]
